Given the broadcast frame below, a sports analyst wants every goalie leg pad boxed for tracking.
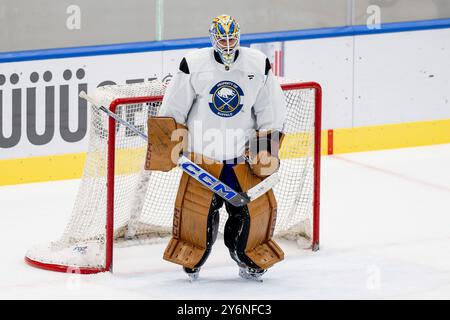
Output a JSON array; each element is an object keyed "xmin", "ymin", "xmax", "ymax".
[
  {"xmin": 163, "ymin": 153, "xmax": 223, "ymax": 269},
  {"xmin": 230, "ymin": 163, "xmax": 284, "ymax": 269}
]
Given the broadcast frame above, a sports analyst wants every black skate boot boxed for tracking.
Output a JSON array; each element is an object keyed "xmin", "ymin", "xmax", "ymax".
[
  {"xmin": 183, "ymin": 267, "xmax": 200, "ymax": 282},
  {"xmin": 238, "ymin": 266, "xmax": 267, "ymax": 282}
]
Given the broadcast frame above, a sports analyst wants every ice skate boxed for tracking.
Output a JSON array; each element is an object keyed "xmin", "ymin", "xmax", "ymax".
[
  {"xmin": 238, "ymin": 267, "xmax": 267, "ymax": 282},
  {"xmin": 183, "ymin": 267, "xmax": 200, "ymax": 282}
]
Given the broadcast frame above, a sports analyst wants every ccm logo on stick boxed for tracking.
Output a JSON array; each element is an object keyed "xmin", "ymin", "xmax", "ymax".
[{"xmin": 181, "ymin": 162, "xmax": 237, "ymax": 200}]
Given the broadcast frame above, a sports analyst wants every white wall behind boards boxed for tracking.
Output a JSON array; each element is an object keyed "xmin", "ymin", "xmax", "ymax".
[
  {"xmin": 353, "ymin": 28, "xmax": 450, "ymax": 127},
  {"xmin": 1, "ymin": 27, "xmax": 450, "ymax": 160},
  {"xmin": 283, "ymin": 28, "xmax": 450, "ymax": 129},
  {"xmin": 283, "ymin": 37, "xmax": 354, "ymax": 130},
  {"xmin": 0, "ymin": 51, "xmax": 163, "ymax": 159}
]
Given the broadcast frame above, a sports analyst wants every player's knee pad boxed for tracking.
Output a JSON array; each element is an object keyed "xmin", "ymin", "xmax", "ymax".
[{"xmin": 163, "ymin": 153, "xmax": 224, "ymax": 269}]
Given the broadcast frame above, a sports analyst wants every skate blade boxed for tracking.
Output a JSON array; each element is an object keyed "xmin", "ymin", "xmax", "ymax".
[
  {"xmin": 187, "ymin": 273, "xmax": 200, "ymax": 282},
  {"xmin": 239, "ymin": 270, "xmax": 264, "ymax": 282},
  {"xmin": 241, "ymin": 277, "xmax": 263, "ymax": 283}
]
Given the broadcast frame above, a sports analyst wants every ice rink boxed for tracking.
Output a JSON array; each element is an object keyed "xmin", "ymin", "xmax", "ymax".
[{"xmin": 1, "ymin": 144, "xmax": 449, "ymax": 300}]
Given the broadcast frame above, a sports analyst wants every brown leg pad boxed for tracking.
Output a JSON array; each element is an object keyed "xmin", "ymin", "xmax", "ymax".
[
  {"xmin": 233, "ymin": 163, "xmax": 285, "ymax": 269},
  {"xmin": 245, "ymin": 240, "xmax": 285, "ymax": 269},
  {"xmin": 163, "ymin": 238, "xmax": 208, "ymax": 269},
  {"xmin": 163, "ymin": 153, "xmax": 223, "ymax": 268}
]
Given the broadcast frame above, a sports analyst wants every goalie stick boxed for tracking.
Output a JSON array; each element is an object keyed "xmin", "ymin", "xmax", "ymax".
[{"xmin": 80, "ymin": 91, "xmax": 280, "ymax": 207}]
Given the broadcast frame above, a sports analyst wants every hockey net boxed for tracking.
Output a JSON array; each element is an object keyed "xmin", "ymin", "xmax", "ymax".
[{"xmin": 25, "ymin": 79, "xmax": 322, "ymax": 274}]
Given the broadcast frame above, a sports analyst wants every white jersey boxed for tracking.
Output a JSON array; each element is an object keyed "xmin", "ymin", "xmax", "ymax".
[{"xmin": 159, "ymin": 47, "xmax": 287, "ymax": 161}]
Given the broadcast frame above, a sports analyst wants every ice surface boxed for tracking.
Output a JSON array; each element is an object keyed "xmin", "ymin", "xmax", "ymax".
[{"xmin": 1, "ymin": 144, "xmax": 449, "ymax": 299}]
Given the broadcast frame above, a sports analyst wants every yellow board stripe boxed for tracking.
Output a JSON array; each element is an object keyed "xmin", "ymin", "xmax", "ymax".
[
  {"xmin": 332, "ymin": 118, "xmax": 450, "ymax": 154},
  {"xmin": 0, "ymin": 153, "xmax": 86, "ymax": 186},
  {"xmin": 1, "ymin": 118, "xmax": 449, "ymax": 186},
  {"xmin": 279, "ymin": 130, "xmax": 329, "ymax": 158},
  {"xmin": 80, "ymin": 147, "xmax": 148, "ymax": 179}
]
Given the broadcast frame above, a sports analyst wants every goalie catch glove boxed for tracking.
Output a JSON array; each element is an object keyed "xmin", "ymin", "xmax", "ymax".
[{"xmin": 247, "ymin": 130, "xmax": 284, "ymax": 178}]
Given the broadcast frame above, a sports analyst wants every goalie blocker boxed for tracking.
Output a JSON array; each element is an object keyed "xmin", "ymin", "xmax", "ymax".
[{"xmin": 146, "ymin": 117, "xmax": 285, "ymax": 272}]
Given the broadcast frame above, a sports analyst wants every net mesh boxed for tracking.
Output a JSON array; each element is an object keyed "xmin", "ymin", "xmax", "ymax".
[{"xmin": 26, "ymin": 79, "xmax": 319, "ymax": 270}]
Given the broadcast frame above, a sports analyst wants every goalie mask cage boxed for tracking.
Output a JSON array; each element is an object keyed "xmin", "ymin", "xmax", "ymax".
[{"xmin": 25, "ymin": 80, "xmax": 322, "ymax": 274}]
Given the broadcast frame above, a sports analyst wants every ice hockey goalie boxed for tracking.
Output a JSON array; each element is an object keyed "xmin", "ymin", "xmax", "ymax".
[{"xmin": 145, "ymin": 14, "xmax": 287, "ymax": 282}]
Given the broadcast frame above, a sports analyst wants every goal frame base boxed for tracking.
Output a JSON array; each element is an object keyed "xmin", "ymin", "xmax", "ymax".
[{"xmin": 24, "ymin": 256, "xmax": 109, "ymax": 274}]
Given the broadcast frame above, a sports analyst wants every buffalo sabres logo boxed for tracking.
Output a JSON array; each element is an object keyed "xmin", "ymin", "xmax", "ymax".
[{"xmin": 209, "ymin": 81, "xmax": 244, "ymax": 117}]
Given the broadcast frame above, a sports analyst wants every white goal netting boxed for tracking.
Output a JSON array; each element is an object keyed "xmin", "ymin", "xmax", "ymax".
[{"xmin": 25, "ymin": 79, "xmax": 321, "ymax": 273}]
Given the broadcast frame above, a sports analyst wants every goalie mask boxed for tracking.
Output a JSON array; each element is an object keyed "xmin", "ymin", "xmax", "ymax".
[{"xmin": 209, "ymin": 14, "xmax": 240, "ymax": 68}]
